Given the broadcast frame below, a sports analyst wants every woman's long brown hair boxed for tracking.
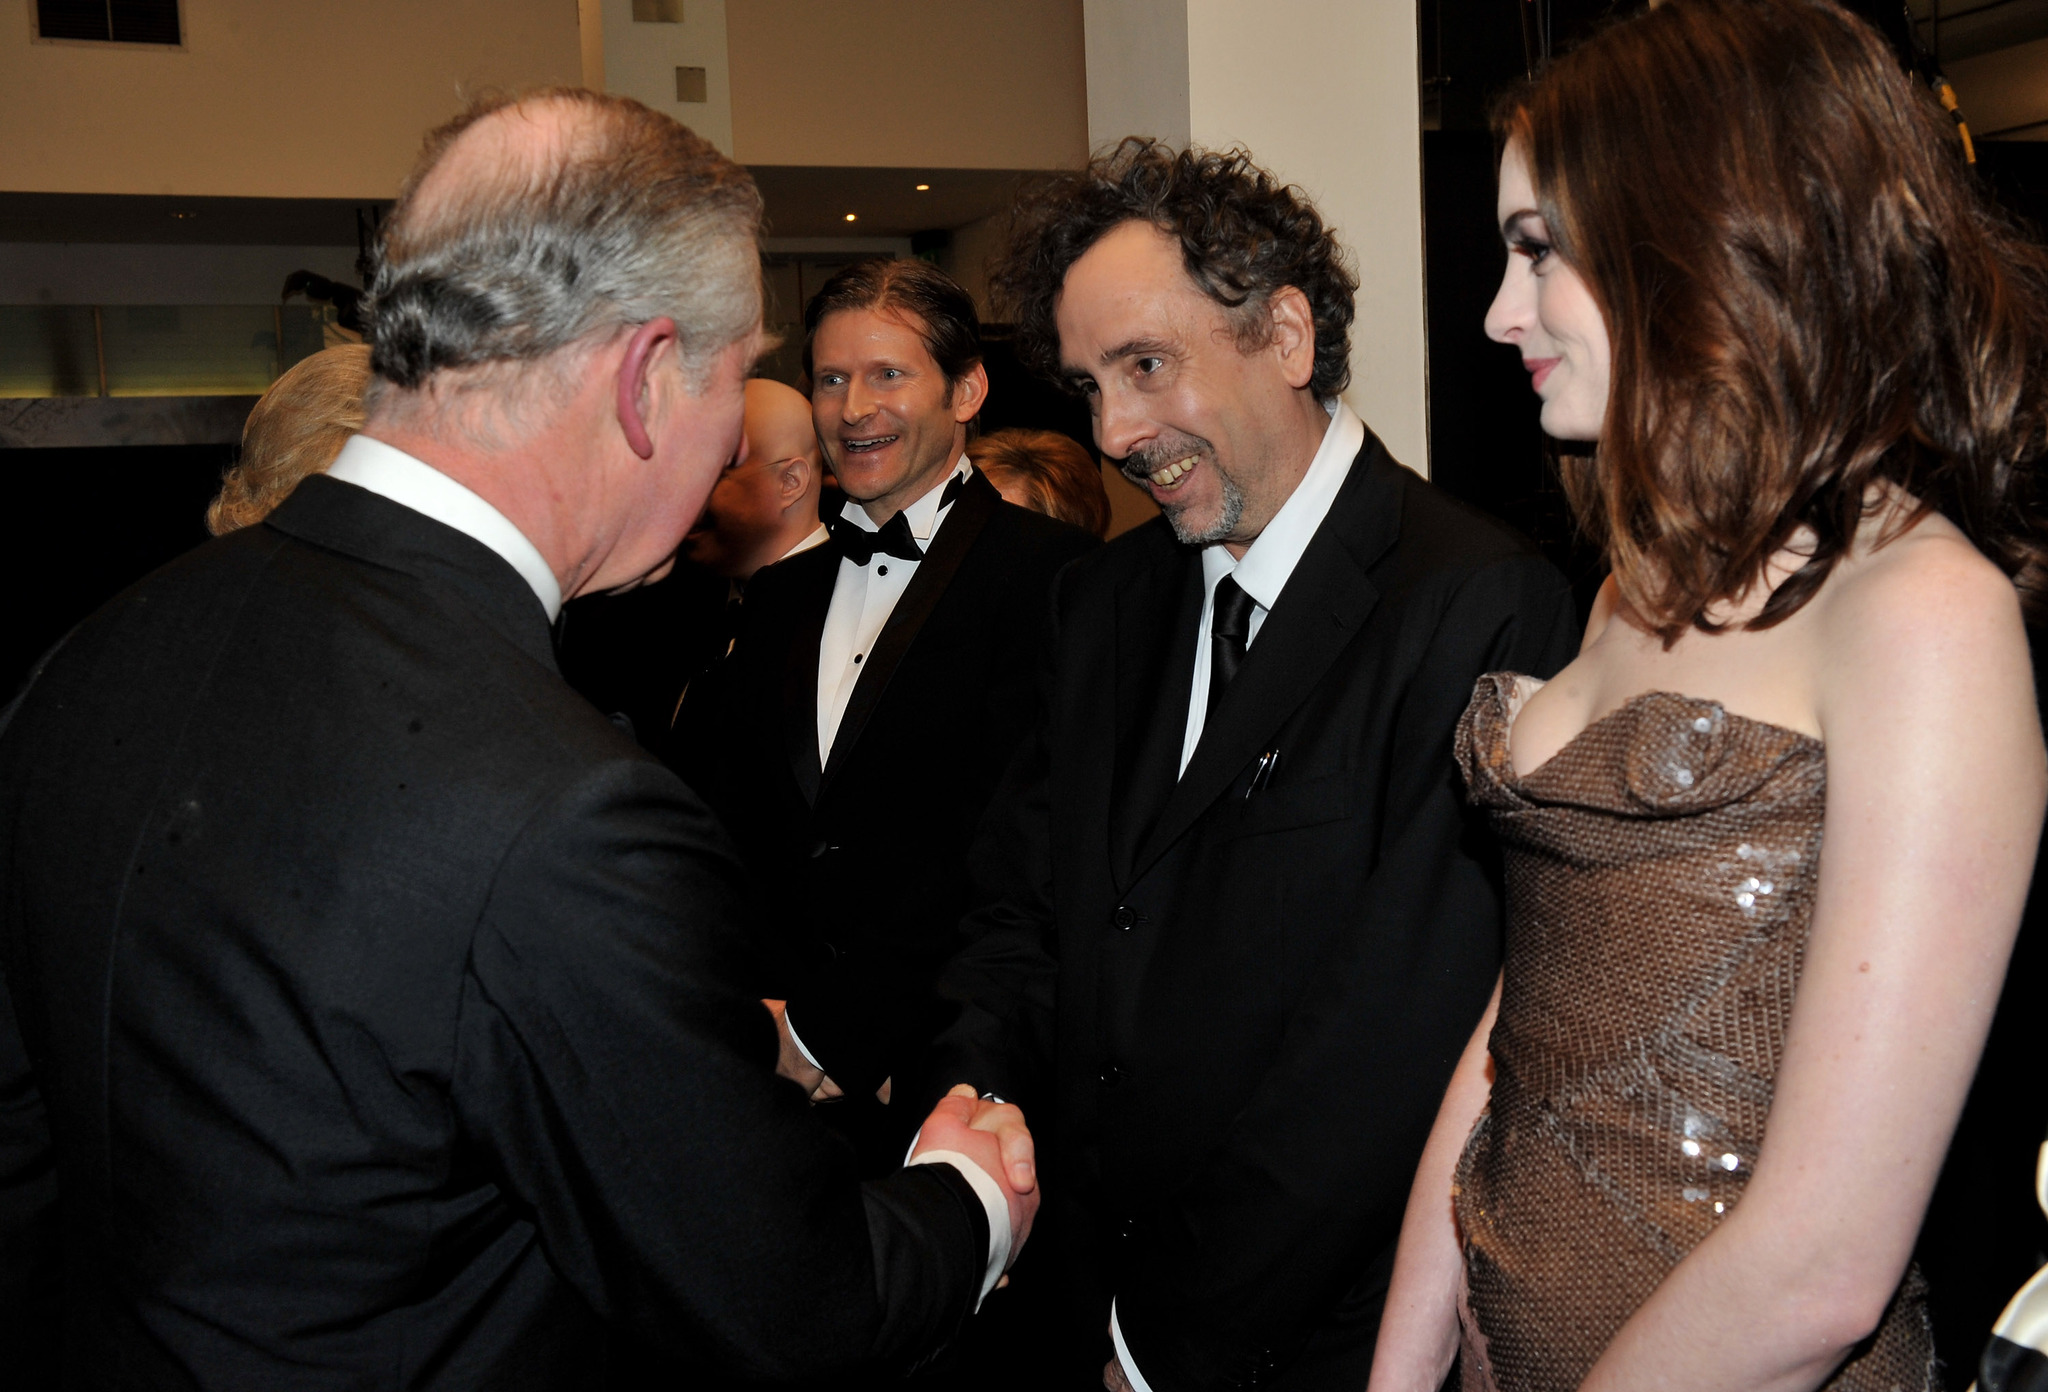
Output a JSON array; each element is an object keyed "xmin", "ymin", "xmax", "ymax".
[{"xmin": 1500, "ymin": 0, "xmax": 2048, "ymax": 640}]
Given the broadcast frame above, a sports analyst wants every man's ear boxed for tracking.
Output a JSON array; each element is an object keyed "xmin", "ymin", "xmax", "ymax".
[
  {"xmin": 616, "ymin": 318, "xmax": 680, "ymax": 460},
  {"xmin": 950, "ymin": 362, "xmax": 989, "ymax": 424},
  {"xmin": 777, "ymin": 453, "xmax": 814, "ymax": 508},
  {"xmin": 1268, "ymin": 287, "xmax": 1317, "ymax": 392}
]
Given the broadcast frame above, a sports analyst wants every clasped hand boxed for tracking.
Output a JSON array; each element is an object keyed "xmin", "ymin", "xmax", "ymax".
[{"xmin": 911, "ymin": 1083, "xmax": 1040, "ymax": 1256}]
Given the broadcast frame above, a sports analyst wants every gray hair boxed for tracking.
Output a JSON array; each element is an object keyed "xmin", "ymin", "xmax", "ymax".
[{"xmin": 362, "ymin": 88, "xmax": 762, "ymax": 435}]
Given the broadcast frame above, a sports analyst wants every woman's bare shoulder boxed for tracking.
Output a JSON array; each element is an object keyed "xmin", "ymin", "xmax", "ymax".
[{"xmin": 1810, "ymin": 507, "xmax": 2031, "ymax": 727}]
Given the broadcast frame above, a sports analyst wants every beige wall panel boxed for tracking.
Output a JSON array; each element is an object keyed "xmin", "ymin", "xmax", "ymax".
[
  {"xmin": 1185, "ymin": 0, "xmax": 1429, "ymax": 473},
  {"xmin": 1949, "ymin": 36, "xmax": 2048, "ymax": 141},
  {"xmin": 0, "ymin": 0, "xmax": 582, "ymax": 199},
  {"xmin": 728, "ymin": 0, "xmax": 1088, "ymax": 169}
]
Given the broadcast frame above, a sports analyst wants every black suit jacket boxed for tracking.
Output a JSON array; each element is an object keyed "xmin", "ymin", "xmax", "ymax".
[
  {"xmin": 0, "ymin": 475, "xmax": 990, "ymax": 1388},
  {"xmin": 677, "ymin": 471, "xmax": 1097, "ymax": 1109},
  {"xmin": 556, "ymin": 558, "xmax": 734, "ymax": 753},
  {"xmin": 934, "ymin": 435, "xmax": 1581, "ymax": 1391}
]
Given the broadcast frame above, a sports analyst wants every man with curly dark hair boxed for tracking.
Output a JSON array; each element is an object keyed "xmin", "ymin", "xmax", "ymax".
[{"xmin": 926, "ymin": 138, "xmax": 1581, "ymax": 1391}]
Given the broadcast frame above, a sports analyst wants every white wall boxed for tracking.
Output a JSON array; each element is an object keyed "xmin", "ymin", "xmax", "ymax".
[
  {"xmin": 1084, "ymin": 0, "xmax": 1191, "ymax": 151},
  {"xmin": 598, "ymin": 0, "xmax": 734, "ymax": 156}
]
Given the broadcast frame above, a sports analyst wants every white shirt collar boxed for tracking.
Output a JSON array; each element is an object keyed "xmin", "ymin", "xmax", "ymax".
[
  {"xmin": 1199, "ymin": 401, "xmax": 1365, "ymax": 610},
  {"xmin": 327, "ymin": 434, "xmax": 564, "ymax": 621},
  {"xmin": 837, "ymin": 456, "xmax": 971, "ymax": 543},
  {"xmin": 780, "ymin": 521, "xmax": 831, "ymax": 562}
]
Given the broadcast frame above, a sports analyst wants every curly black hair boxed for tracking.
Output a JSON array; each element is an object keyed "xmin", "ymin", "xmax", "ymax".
[{"xmin": 991, "ymin": 137, "xmax": 1358, "ymax": 400}]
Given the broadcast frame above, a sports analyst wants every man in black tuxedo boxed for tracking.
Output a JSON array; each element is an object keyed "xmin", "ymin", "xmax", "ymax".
[
  {"xmin": 932, "ymin": 140, "xmax": 1582, "ymax": 1391},
  {"xmin": 0, "ymin": 89, "xmax": 1039, "ymax": 1388},
  {"xmin": 678, "ymin": 260, "xmax": 1097, "ymax": 1173}
]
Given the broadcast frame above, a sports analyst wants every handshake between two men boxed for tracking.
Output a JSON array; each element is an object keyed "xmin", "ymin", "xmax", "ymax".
[{"xmin": 768, "ymin": 997, "xmax": 1042, "ymax": 1267}]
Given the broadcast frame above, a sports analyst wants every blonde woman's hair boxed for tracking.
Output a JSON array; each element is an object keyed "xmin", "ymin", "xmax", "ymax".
[{"xmin": 206, "ymin": 343, "xmax": 371, "ymax": 535}]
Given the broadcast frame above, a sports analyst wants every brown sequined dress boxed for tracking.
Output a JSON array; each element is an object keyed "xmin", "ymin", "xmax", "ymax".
[{"xmin": 1450, "ymin": 673, "xmax": 1938, "ymax": 1392}]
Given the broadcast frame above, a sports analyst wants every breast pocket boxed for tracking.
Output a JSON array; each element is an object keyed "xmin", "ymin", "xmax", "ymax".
[{"xmin": 1220, "ymin": 771, "xmax": 1358, "ymax": 840}]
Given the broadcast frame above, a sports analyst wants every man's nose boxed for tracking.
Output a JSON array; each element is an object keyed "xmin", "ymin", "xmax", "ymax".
[
  {"xmin": 1094, "ymin": 391, "xmax": 1152, "ymax": 463},
  {"xmin": 841, "ymin": 379, "xmax": 877, "ymax": 423}
]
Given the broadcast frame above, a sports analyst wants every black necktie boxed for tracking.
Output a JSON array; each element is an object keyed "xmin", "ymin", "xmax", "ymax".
[
  {"xmin": 827, "ymin": 472, "xmax": 971, "ymax": 566},
  {"xmin": 1209, "ymin": 575, "xmax": 1257, "ymax": 713}
]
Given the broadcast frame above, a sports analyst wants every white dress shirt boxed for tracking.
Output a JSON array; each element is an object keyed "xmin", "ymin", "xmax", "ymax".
[
  {"xmin": 1112, "ymin": 401, "xmax": 1366, "ymax": 1392},
  {"xmin": 1177, "ymin": 401, "xmax": 1365, "ymax": 775},
  {"xmin": 334, "ymin": 437, "xmax": 1012, "ymax": 1303},
  {"xmin": 815, "ymin": 456, "xmax": 972, "ymax": 763},
  {"xmin": 327, "ymin": 435, "xmax": 564, "ymax": 621}
]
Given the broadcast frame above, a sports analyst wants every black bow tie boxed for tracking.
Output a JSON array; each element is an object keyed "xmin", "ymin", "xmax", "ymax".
[{"xmin": 828, "ymin": 472, "xmax": 969, "ymax": 566}]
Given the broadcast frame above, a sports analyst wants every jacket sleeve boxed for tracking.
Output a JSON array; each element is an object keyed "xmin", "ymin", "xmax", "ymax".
[
  {"xmin": 921, "ymin": 562, "xmax": 1074, "ymax": 1112},
  {"xmin": 451, "ymin": 757, "xmax": 988, "ymax": 1383},
  {"xmin": 0, "ymin": 949, "xmax": 58, "ymax": 1381},
  {"xmin": 1115, "ymin": 555, "xmax": 1581, "ymax": 1391}
]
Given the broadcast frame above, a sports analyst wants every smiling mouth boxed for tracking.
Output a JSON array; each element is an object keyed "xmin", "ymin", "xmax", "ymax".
[
  {"xmin": 1143, "ymin": 455, "xmax": 1199, "ymax": 490},
  {"xmin": 1525, "ymin": 358, "xmax": 1560, "ymax": 392},
  {"xmin": 842, "ymin": 434, "xmax": 899, "ymax": 454}
]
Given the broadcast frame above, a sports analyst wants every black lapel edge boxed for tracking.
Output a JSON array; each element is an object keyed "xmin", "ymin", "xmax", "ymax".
[
  {"xmin": 817, "ymin": 471, "xmax": 1000, "ymax": 797},
  {"xmin": 1108, "ymin": 546, "xmax": 1203, "ymax": 891},
  {"xmin": 778, "ymin": 549, "xmax": 838, "ymax": 806}
]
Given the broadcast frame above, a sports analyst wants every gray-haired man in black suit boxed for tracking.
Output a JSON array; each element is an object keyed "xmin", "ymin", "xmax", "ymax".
[{"xmin": 0, "ymin": 89, "xmax": 1037, "ymax": 1389}]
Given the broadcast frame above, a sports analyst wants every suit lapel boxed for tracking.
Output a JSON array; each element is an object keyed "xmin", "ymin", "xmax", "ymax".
[
  {"xmin": 817, "ymin": 470, "xmax": 1000, "ymax": 799},
  {"xmin": 1109, "ymin": 543, "xmax": 1203, "ymax": 891},
  {"xmin": 778, "ymin": 548, "xmax": 838, "ymax": 806},
  {"xmin": 1129, "ymin": 442, "xmax": 1405, "ymax": 881}
]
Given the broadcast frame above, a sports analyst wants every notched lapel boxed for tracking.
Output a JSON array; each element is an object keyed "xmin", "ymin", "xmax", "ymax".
[
  {"xmin": 1129, "ymin": 445, "xmax": 1405, "ymax": 880},
  {"xmin": 817, "ymin": 472, "xmax": 999, "ymax": 799},
  {"xmin": 1110, "ymin": 550, "xmax": 1203, "ymax": 891}
]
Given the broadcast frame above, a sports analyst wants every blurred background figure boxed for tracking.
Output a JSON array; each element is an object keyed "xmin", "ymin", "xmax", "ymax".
[
  {"xmin": 558, "ymin": 377, "xmax": 830, "ymax": 753},
  {"xmin": 684, "ymin": 377, "xmax": 829, "ymax": 581},
  {"xmin": 968, "ymin": 427, "xmax": 1112, "ymax": 540},
  {"xmin": 204, "ymin": 343, "xmax": 370, "ymax": 535}
]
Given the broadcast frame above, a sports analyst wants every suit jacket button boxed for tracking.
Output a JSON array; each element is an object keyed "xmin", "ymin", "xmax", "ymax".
[
  {"xmin": 1098, "ymin": 1062, "xmax": 1128, "ymax": 1087},
  {"xmin": 1111, "ymin": 905, "xmax": 1136, "ymax": 930}
]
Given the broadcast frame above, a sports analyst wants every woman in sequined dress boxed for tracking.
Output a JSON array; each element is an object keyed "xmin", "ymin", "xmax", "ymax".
[{"xmin": 1366, "ymin": 3, "xmax": 2048, "ymax": 1391}]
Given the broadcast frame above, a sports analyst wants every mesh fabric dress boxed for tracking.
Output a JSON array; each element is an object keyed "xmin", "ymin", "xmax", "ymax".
[{"xmin": 1450, "ymin": 673, "xmax": 1938, "ymax": 1392}]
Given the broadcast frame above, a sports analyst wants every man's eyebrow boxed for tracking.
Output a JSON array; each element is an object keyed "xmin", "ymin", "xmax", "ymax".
[{"xmin": 1099, "ymin": 337, "xmax": 1174, "ymax": 367}]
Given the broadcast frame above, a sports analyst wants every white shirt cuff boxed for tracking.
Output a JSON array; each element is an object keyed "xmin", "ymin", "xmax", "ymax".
[
  {"xmin": 906, "ymin": 1149, "xmax": 1011, "ymax": 1309},
  {"xmin": 783, "ymin": 1009, "xmax": 824, "ymax": 1073},
  {"xmin": 1110, "ymin": 1301, "xmax": 1159, "ymax": 1392}
]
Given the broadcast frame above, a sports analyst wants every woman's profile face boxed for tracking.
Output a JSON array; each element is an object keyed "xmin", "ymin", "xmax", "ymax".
[{"xmin": 1485, "ymin": 142, "xmax": 1611, "ymax": 442}]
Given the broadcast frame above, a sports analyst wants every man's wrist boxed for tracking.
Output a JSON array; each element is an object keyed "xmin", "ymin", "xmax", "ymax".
[
  {"xmin": 1109, "ymin": 1302, "xmax": 1159, "ymax": 1392},
  {"xmin": 907, "ymin": 1149, "xmax": 1010, "ymax": 1307},
  {"xmin": 782, "ymin": 1005, "xmax": 825, "ymax": 1072}
]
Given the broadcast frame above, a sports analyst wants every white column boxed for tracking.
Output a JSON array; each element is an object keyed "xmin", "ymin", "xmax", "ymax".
[
  {"xmin": 595, "ymin": 0, "xmax": 734, "ymax": 157},
  {"xmin": 1084, "ymin": 0, "xmax": 1430, "ymax": 474}
]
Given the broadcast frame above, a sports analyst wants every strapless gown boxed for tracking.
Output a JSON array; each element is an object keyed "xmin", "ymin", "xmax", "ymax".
[{"xmin": 1450, "ymin": 673, "xmax": 1938, "ymax": 1392}]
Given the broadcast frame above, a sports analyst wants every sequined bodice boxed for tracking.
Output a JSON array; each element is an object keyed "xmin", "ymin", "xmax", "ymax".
[{"xmin": 1450, "ymin": 673, "xmax": 1934, "ymax": 1392}]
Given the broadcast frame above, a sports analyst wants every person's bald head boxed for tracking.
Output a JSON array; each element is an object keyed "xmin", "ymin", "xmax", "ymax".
[
  {"xmin": 684, "ymin": 379, "xmax": 826, "ymax": 579},
  {"xmin": 743, "ymin": 378, "xmax": 822, "ymax": 475},
  {"xmin": 363, "ymin": 87, "xmax": 763, "ymax": 445}
]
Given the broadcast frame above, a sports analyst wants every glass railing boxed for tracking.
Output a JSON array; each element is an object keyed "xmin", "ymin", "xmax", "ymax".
[{"xmin": 0, "ymin": 303, "xmax": 334, "ymax": 398}]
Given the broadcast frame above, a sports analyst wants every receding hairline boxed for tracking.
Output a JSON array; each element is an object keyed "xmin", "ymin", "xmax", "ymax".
[{"xmin": 404, "ymin": 95, "xmax": 605, "ymax": 230}]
